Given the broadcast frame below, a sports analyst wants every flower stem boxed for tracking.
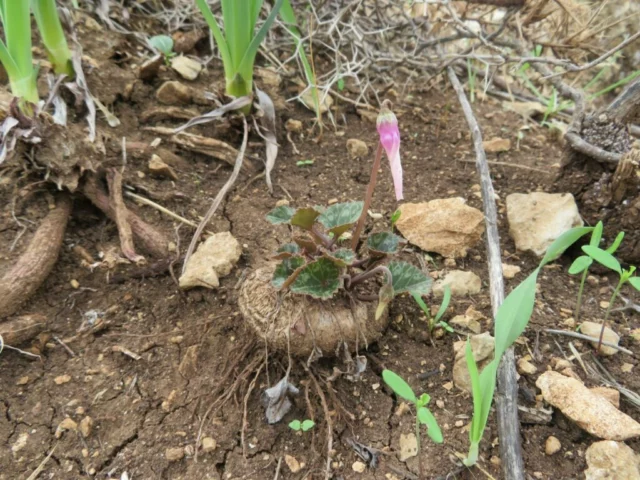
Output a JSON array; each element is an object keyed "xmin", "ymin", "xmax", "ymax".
[
  {"xmin": 351, "ymin": 143, "xmax": 383, "ymax": 251},
  {"xmin": 597, "ymin": 279, "xmax": 623, "ymax": 353}
]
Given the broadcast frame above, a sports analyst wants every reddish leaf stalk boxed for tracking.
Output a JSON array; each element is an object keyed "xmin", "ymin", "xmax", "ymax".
[{"xmin": 351, "ymin": 143, "xmax": 383, "ymax": 251}]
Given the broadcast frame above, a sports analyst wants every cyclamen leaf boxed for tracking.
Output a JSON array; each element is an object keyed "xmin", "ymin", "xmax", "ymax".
[
  {"xmin": 290, "ymin": 258, "xmax": 340, "ymax": 299},
  {"xmin": 582, "ymin": 245, "xmax": 622, "ymax": 274},
  {"xmin": 325, "ymin": 248, "xmax": 356, "ymax": 267},
  {"xmin": 272, "ymin": 257, "xmax": 305, "ymax": 289},
  {"xmin": 389, "ymin": 261, "xmax": 432, "ymax": 296},
  {"xmin": 382, "ymin": 369, "xmax": 416, "ymax": 403},
  {"xmin": 568, "ymin": 255, "xmax": 592, "ymax": 275},
  {"xmin": 148, "ymin": 35, "xmax": 174, "ymax": 55},
  {"xmin": 606, "ymin": 231, "xmax": 625, "ymax": 254},
  {"xmin": 367, "ymin": 232, "xmax": 402, "ymax": 256},
  {"xmin": 318, "ymin": 201, "xmax": 363, "ymax": 238},
  {"xmin": 273, "ymin": 243, "xmax": 301, "ymax": 259},
  {"xmin": 540, "ymin": 226, "xmax": 593, "ymax": 267},
  {"xmin": 290, "ymin": 207, "xmax": 321, "ymax": 230},
  {"xmin": 266, "ymin": 205, "xmax": 295, "ymax": 224},
  {"xmin": 417, "ymin": 407, "xmax": 443, "ymax": 444},
  {"xmin": 301, "ymin": 419, "xmax": 315, "ymax": 431}
]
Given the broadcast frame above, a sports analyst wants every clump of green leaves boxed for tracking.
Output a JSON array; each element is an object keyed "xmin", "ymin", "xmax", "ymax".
[
  {"xmin": 289, "ymin": 419, "xmax": 315, "ymax": 432},
  {"xmin": 464, "ymin": 226, "xmax": 594, "ymax": 466},
  {"xmin": 32, "ymin": 0, "xmax": 74, "ymax": 77},
  {"xmin": 265, "ymin": 201, "xmax": 432, "ymax": 312},
  {"xmin": 382, "ymin": 369, "xmax": 442, "ymax": 478},
  {"xmin": 412, "ymin": 286, "xmax": 453, "ymax": 335},
  {"xmin": 148, "ymin": 35, "xmax": 176, "ymax": 65}
]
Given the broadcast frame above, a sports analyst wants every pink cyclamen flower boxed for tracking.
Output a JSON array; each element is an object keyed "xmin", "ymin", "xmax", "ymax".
[{"xmin": 376, "ymin": 101, "xmax": 403, "ymax": 201}]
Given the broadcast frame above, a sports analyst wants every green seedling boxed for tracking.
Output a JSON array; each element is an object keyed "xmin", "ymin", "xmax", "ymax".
[
  {"xmin": 296, "ymin": 159, "xmax": 314, "ymax": 167},
  {"xmin": 569, "ymin": 222, "xmax": 624, "ymax": 321},
  {"xmin": 337, "ymin": 77, "xmax": 345, "ymax": 91},
  {"xmin": 32, "ymin": 0, "xmax": 74, "ymax": 77},
  {"xmin": 464, "ymin": 225, "xmax": 594, "ymax": 466},
  {"xmin": 390, "ymin": 209, "xmax": 401, "ymax": 231},
  {"xmin": 149, "ymin": 35, "xmax": 176, "ymax": 64},
  {"xmin": 412, "ymin": 286, "xmax": 454, "ymax": 335},
  {"xmin": 580, "ymin": 241, "xmax": 640, "ymax": 353},
  {"xmin": 289, "ymin": 419, "xmax": 315, "ymax": 432},
  {"xmin": 382, "ymin": 369, "xmax": 442, "ymax": 479},
  {"xmin": 0, "ymin": 0, "xmax": 39, "ymax": 108}
]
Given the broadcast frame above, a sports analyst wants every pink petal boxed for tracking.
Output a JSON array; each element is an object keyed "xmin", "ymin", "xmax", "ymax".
[{"xmin": 377, "ymin": 110, "xmax": 403, "ymax": 201}]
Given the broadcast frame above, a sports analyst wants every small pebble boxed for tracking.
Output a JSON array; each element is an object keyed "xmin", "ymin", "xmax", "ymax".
[
  {"xmin": 285, "ymin": 454, "xmax": 301, "ymax": 473},
  {"xmin": 54, "ymin": 375, "xmax": 71, "ymax": 385},
  {"xmin": 202, "ymin": 437, "xmax": 217, "ymax": 452},
  {"xmin": 352, "ymin": 461, "xmax": 366, "ymax": 473},
  {"xmin": 70, "ymin": 279, "xmax": 80, "ymax": 289},
  {"xmin": 165, "ymin": 447, "xmax": 185, "ymax": 462},
  {"xmin": 545, "ymin": 436, "xmax": 561, "ymax": 455}
]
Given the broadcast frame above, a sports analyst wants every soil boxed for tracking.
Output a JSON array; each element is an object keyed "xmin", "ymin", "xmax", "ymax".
[{"xmin": 2, "ymin": 16, "xmax": 640, "ymax": 480}]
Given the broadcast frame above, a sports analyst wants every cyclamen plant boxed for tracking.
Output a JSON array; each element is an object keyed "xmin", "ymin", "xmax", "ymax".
[{"xmin": 265, "ymin": 101, "xmax": 431, "ymax": 312}]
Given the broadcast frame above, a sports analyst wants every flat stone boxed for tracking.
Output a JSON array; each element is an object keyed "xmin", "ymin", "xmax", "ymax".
[
  {"xmin": 517, "ymin": 357, "xmax": 537, "ymax": 375},
  {"xmin": 346, "ymin": 139, "xmax": 368, "ymax": 158},
  {"xmin": 449, "ymin": 305, "xmax": 485, "ymax": 334},
  {"xmin": 590, "ymin": 387, "xmax": 620, "ymax": 408},
  {"xmin": 506, "ymin": 192, "xmax": 583, "ymax": 256},
  {"xmin": 165, "ymin": 447, "xmax": 184, "ymax": 462},
  {"xmin": 585, "ymin": 441, "xmax": 640, "ymax": 480},
  {"xmin": 580, "ymin": 321, "xmax": 620, "ymax": 355},
  {"xmin": 453, "ymin": 332, "xmax": 495, "ymax": 393},
  {"xmin": 536, "ymin": 371, "xmax": 640, "ymax": 440},
  {"xmin": 398, "ymin": 432, "xmax": 418, "ymax": 461},
  {"xmin": 483, "ymin": 137, "xmax": 511, "ymax": 153},
  {"xmin": 502, "ymin": 263, "xmax": 521, "ymax": 279},
  {"xmin": 433, "ymin": 270, "xmax": 482, "ymax": 298},
  {"xmin": 396, "ymin": 198, "xmax": 484, "ymax": 258},
  {"xmin": 179, "ymin": 232, "xmax": 242, "ymax": 289},
  {"xmin": 202, "ymin": 437, "xmax": 217, "ymax": 452},
  {"xmin": 156, "ymin": 81, "xmax": 192, "ymax": 105},
  {"xmin": 170, "ymin": 56, "xmax": 202, "ymax": 80}
]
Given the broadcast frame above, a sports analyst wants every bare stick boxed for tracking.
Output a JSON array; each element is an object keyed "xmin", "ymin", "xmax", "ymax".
[
  {"xmin": 182, "ymin": 117, "xmax": 249, "ymax": 274},
  {"xmin": 351, "ymin": 143, "xmax": 383, "ymax": 251},
  {"xmin": 447, "ymin": 67, "xmax": 524, "ymax": 480},
  {"xmin": 124, "ymin": 191, "xmax": 199, "ymax": 228},
  {"xmin": 545, "ymin": 329, "xmax": 633, "ymax": 355},
  {"xmin": 107, "ymin": 170, "xmax": 145, "ymax": 265}
]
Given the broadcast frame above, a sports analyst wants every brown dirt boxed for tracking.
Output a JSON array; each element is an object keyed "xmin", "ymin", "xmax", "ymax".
[{"xmin": 1, "ymin": 18, "xmax": 640, "ymax": 480}]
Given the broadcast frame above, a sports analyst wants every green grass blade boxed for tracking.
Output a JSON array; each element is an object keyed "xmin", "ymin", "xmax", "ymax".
[
  {"xmin": 5, "ymin": 0, "xmax": 32, "ymax": 77},
  {"xmin": 606, "ymin": 232, "xmax": 625, "ymax": 254},
  {"xmin": 589, "ymin": 221, "xmax": 603, "ymax": 247},
  {"xmin": 195, "ymin": 0, "xmax": 232, "ymax": 78},
  {"xmin": 434, "ymin": 286, "xmax": 451, "ymax": 323},
  {"xmin": 0, "ymin": 40, "xmax": 19, "ymax": 80},
  {"xmin": 382, "ymin": 369, "xmax": 417, "ymax": 404},
  {"xmin": 540, "ymin": 226, "xmax": 593, "ymax": 267},
  {"xmin": 582, "ymin": 245, "xmax": 622, "ymax": 274},
  {"xmin": 32, "ymin": 0, "xmax": 74, "ymax": 76},
  {"xmin": 465, "ymin": 340, "xmax": 483, "ymax": 442}
]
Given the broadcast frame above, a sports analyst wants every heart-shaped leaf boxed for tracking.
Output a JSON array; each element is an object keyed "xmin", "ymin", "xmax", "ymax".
[
  {"xmin": 266, "ymin": 205, "xmax": 295, "ymax": 224},
  {"xmin": 382, "ymin": 369, "xmax": 416, "ymax": 403},
  {"xmin": 272, "ymin": 257, "xmax": 305, "ymax": 289},
  {"xmin": 417, "ymin": 407, "xmax": 443, "ymax": 443},
  {"xmin": 568, "ymin": 255, "xmax": 592, "ymax": 275},
  {"xmin": 290, "ymin": 207, "xmax": 321, "ymax": 230},
  {"xmin": 293, "ymin": 234, "xmax": 318, "ymax": 253},
  {"xmin": 325, "ymin": 248, "xmax": 356, "ymax": 267},
  {"xmin": 318, "ymin": 201, "xmax": 363, "ymax": 238},
  {"xmin": 389, "ymin": 261, "xmax": 432, "ymax": 296},
  {"xmin": 290, "ymin": 258, "xmax": 341, "ymax": 299},
  {"xmin": 273, "ymin": 243, "xmax": 301, "ymax": 260},
  {"xmin": 367, "ymin": 232, "xmax": 402, "ymax": 256},
  {"xmin": 301, "ymin": 419, "xmax": 315, "ymax": 431},
  {"xmin": 149, "ymin": 34, "xmax": 174, "ymax": 55},
  {"xmin": 582, "ymin": 245, "xmax": 622, "ymax": 274}
]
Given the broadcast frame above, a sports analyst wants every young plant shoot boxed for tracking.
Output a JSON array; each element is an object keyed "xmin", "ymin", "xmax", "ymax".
[
  {"xmin": 265, "ymin": 102, "xmax": 424, "ymax": 316},
  {"xmin": 412, "ymin": 286, "xmax": 454, "ymax": 335},
  {"xmin": 32, "ymin": 0, "xmax": 74, "ymax": 77},
  {"xmin": 289, "ymin": 419, "xmax": 315, "ymax": 432},
  {"xmin": 194, "ymin": 0, "xmax": 286, "ymax": 104},
  {"xmin": 464, "ymin": 225, "xmax": 594, "ymax": 466},
  {"xmin": 148, "ymin": 35, "xmax": 176, "ymax": 64},
  {"xmin": 0, "ymin": 0, "xmax": 39, "ymax": 108},
  {"xmin": 382, "ymin": 369, "xmax": 443, "ymax": 479}
]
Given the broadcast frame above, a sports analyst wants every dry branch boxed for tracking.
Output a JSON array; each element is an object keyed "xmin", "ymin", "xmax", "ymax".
[
  {"xmin": 0, "ymin": 194, "xmax": 72, "ymax": 319},
  {"xmin": 447, "ymin": 67, "xmax": 524, "ymax": 480}
]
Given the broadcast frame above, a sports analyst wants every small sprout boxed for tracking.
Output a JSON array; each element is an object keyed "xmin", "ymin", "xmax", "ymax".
[
  {"xmin": 296, "ymin": 159, "xmax": 314, "ymax": 167},
  {"xmin": 337, "ymin": 78, "xmax": 345, "ymax": 91},
  {"xmin": 289, "ymin": 419, "xmax": 315, "ymax": 432},
  {"xmin": 390, "ymin": 209, "xmax": 401, "ymax": 226},
  {"xmin": 412, "ymin": 286, "xmax": 452, "ymax": 335},
  {"xmin": 149, "ymin": 35, "xmax": 176, "ymax": 63}
]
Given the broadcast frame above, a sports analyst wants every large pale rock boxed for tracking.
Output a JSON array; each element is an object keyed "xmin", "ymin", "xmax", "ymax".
[
  {"xmin": 536, "ymin": 371, "xmax": 640, "ymax": 440},
  {"xmin": 585, "ymin": 441, "xmax": 640, "ymax": 480},
  {"xmin": 453, "ymin": 332, "xmax": 495, "ymax": 393},
  {"xmin": 179, "ymin": 232, "xmax": 242, "ymax": 289},
  {"xmin": 396, "ymin": 198, "xmax": 484, "ymax": 258},
  {"xmin": 580, "ymin": 321, "xmax": 620, "ymax": 356},
  {"xmin": 506, "ymin": 192, "xmax": 583, "ymax": 256},
  {"xmin": 433, "ymin": 270, "xmax": 482, "ymax": 298}
]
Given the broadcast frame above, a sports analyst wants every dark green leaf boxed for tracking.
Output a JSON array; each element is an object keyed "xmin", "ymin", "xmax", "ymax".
[
  {"xmin": 288, "ymin": 420, "xmax": 301, "ymax": 431},
  {"xmin": 582, "ymin": 245, "xmax": 622, "ymax": 274},
  {"xmin": 317, "ymin": 201, "xmax": 363, "ymax": 238},
  {"xmin": 272, "ymin": 257, "xmax": 305, "ymax": 289},
  {"xmin": 367, "ymin": 232, "xmax": 402, "ymax": 256},
  {"xmin": 273, "ymin": 243, "xmax": 301, "ymax": 260},
  {"xmin": 589, "ymin": 221, "xmax": 603, "ymax": 247},
  {"xmin": 266, "ymin": 205, "xmax": 295, "ymax": 224},
  {"xmin": 382, "ymin": 369, "xmax": 416, "ymax": 403},
  {"xmin": 301, "ymin": 419, "xmax": 315, "ymax": 431},
  {"xmin": 434, "ymin": 286, "xmax": 451, "ymax": 322},
  {"xmin": 606, "ymin": 231, "xmax": 625, "ymax": 254},
  {"xmin": 629, "ymin": 277, "xmax": 640, "ymax": 291},
  {"xmin": 389, "ymin": 261, "xmax": 432, "ymax": 296},
  {"xmin": 149, "ymin": 35, "xmax": 174, "ymax": 55},
  {"xmin": 418, "ymin": 407, "xmax": 443, "ymax": 444},
  {"xmin": 325, "ymin": 248, "xmax": 356, "ymax": 267},
  {"xmin": 568, "ymin": 255, "xmax": 592, "ymax": 275},
  {"xmin": 540, "ymin": 226, "xmax": 593, "ymax": 267},
  {"xmin": 290, "ymin": 258, "xmax": 340, "ymax": 299},
  {"xmin": 290, "ymin": 207, "xmax": 321, "ymax": 230}
]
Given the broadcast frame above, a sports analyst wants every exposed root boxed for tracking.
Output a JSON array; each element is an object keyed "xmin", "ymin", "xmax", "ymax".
[
  {"xmin": 0, "ymin": 314, "xmax": 47, "ymax": 346},
  {"xmin": 82, "ymin": 173, "xmax": 169, "ymax": 258},
  {"xmin": 302, "ymin": 361, "xmax": 333, "ymax": 480},
  {"xmin": 0, "ymin": 194, "xmax": 72, "ymax": 319},
  {"xmin": 242, "ymin": 363, "xmax": 264, "ymax": 458},
  {"xmin": 107, "ymin": 169, "xmax": 146, "ymax": 265}
]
